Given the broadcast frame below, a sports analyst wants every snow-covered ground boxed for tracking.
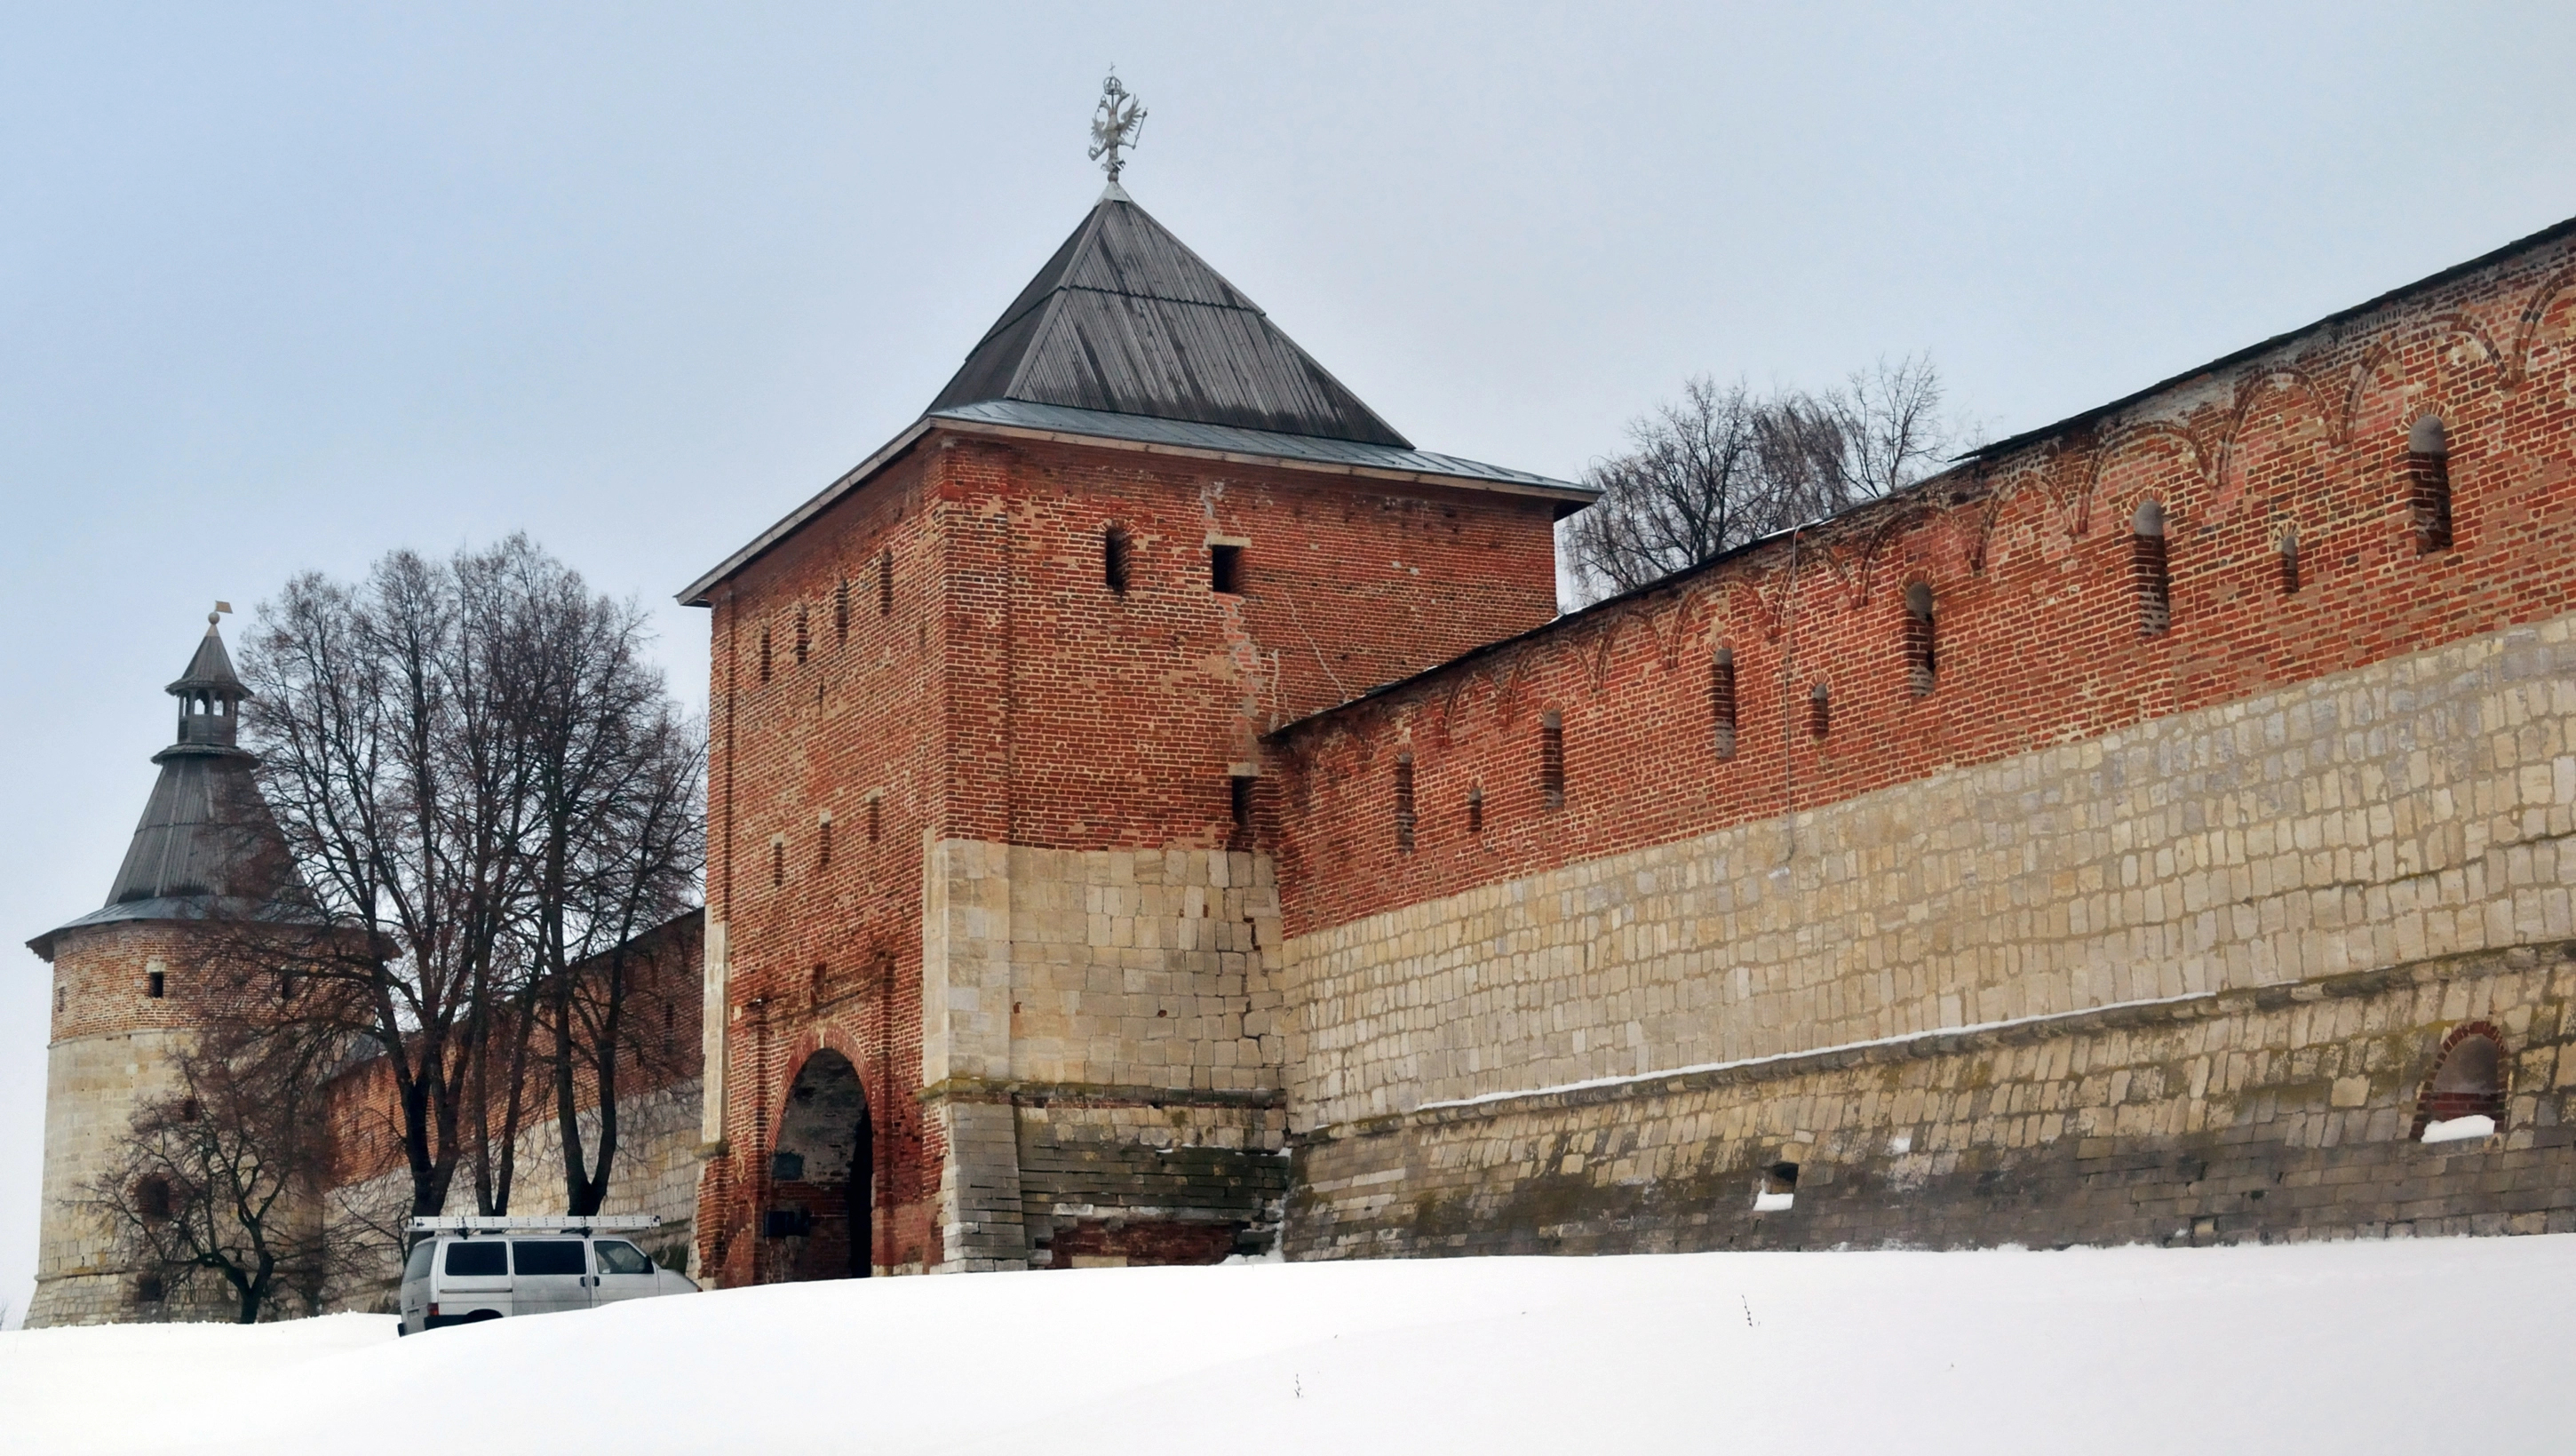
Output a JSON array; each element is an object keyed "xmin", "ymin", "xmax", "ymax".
[{"xmin": 4, "ymin": 1237, "xmax": 2565, "ymax": 1454}]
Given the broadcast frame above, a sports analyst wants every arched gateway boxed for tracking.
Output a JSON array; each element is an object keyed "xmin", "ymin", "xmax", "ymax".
[{"xmin": 769, "ymin": 1050, "xmax": 872, "ymax": 1280}]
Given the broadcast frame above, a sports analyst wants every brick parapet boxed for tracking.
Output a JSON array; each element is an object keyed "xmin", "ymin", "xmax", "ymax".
[{"xmin": 1266, "ymin": 226, "xmax": 2576, "ymax": 942}]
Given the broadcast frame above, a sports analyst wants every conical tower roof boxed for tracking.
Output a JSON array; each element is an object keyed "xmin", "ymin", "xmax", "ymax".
[
  {"xmin": 28, "ymin": 614, "xmax": 307, "ymax": 960},
  {"xmin": 168, "ymin": 614, "xmax": 246, "ymax": 695},
  {"xmin": 926, "ymin": 192, "xmax": 1411, "ymax": 448}
]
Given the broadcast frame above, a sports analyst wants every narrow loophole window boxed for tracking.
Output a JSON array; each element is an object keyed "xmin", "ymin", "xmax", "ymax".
[
  {"xmin": 2130, "ymin": 500, "xmax": 2171, "ymax": 637},
  {"xmin": 1539, "ymin": 712, "xmax": 1565, "ymax": 811},
  {"xmin": 759, "ymin": 628, "xmax": 774, "ymax": 683},
  {"xmin": 868, "ymin": 797, "xmax": 882, "ymax": 843},
  {"xmin": 1394, "ymin": 753, "xmax": 1417, "ymax": 853},
  {"xmin": 1209, "ymin": 544, "xmax": 1244, "ymax": 594},
  {"xmin": 138, "ymin": 1175, "xmax": 171, "ymax": 1220},
  {"xmin": 2277, "ymin": 528, "xmax": 2300, "ymax": 595},
  {"xmin": 661, "ymin": 1000, "xmax": 675, "ymax": 1054},
  {"xmin": 1467, "ymin": 784, "xmax": 1484, "ymax": 835},
  {"xmin": 770, "ymin": 839, "xmax": 785, "ymax": 888},
  {"xmin": 1808, "ymin": 684, "xmax": 1831, "ymax": 740},
  {"xmin": 879, "ymin": 549, "xmax": 894, "ymax": 616},
  {"xmin": 1902, "ymin": 583, "xmax": 1936, "ymax": 696},
  {"xmin": 2406, "ymin": 416, "xmax": 2453, "ymax": 553},
  {"xmin": 794, "ymin": 607, "xmax": 810, "ymax": 665},
  {"xmin": 817, "ymin": 816, "xmax": 833, "ymax": 871},
  {"xmin": 179, "ymin": 1098, "xmax": 200, "ymax": 1123},
  {"xmin": 1105, "ymin": 526, "xmax": 1132, "ymax": 594},
  {"xmin": 135, "ymin": 1273, "xmax": 164, "ymax": 1303},
  {"xmin": 147, "ymin": 970, "xmax": 165, "ymax": 999},
  {"xmin": 835, "ymin": 579, "xmax": 851, "ymax": 643},
  {"xmin": 1710, "ymin": 648, "xmax": 1737, "ymax": 758},
  {"xmin": 1229, "ymin": 775, "xmax": 1254, "ymax": 833}
]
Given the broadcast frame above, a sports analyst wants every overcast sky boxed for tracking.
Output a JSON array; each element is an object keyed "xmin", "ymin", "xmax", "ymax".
[{"xmin": 5, "ymin": 2, "xmax": 2574, "ymax": 1322}]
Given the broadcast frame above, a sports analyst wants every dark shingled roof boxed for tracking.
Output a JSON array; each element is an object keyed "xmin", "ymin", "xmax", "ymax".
[
  {"xmin": 28, "ymin": 618, "xmax": 309, "ymax": 960},
  {"xmin": 677, "ymin": 188, "xmax": 1588, "ymax": 607},
  {"xmin": 926, "ymin": 190, "xmax": 1413, "ymax": 448}
]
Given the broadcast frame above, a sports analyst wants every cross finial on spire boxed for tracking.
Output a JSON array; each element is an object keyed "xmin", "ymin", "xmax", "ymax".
[{"xmin": 1088, "ymin": 69, "xmax": 1146, "ymax": 195}]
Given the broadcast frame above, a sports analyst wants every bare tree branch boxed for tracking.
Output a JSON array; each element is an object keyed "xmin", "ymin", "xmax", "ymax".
[{"xmin": 1565, "ymin": 356, "xmax": 1975, "ymax": 601}]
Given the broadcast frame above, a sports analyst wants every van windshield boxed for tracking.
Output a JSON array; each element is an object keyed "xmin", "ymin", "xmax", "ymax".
[{"xmin": 443, "ymin": 1241, "xmax": 506, "ymax": 1277}]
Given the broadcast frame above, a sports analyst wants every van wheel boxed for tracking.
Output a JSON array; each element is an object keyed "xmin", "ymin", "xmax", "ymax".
[{"xmin": 463, "ymin": 1310, "xmax": 503, "ymax": 1324}]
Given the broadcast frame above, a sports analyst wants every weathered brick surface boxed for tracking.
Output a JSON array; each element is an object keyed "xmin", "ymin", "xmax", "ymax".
[
  {"xmin": 1268, "ymin": 227, "xmax": 2576, "ymax": 943},
  {"xmin": 685, "ymin": 219, "xmax": 2576, "ymax": 1275},
  {"xmin": 1260, "ymin": 224, "xmax": 2576, "ymax": 1258},
  {"xmin": 1277, "ymin": 610, "xmax": 2576, "ymax": 1132},
  {"xmin": 696, "ymin": 429, "xmax": 1559, "ymax": 1278},
  {"xmin": 1290, "ymin": 946, "xmax": 2576, "ymax": 1257}
]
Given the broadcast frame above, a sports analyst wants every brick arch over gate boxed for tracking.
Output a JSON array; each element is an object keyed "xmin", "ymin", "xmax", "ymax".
[
  {"xmin": 2409, "ymin": 1021, "xmax": 2511, "ymax": 1141},
  {"xmin": 767, "ymin": 1029, "xmax": 879, "ymax": 1280}
]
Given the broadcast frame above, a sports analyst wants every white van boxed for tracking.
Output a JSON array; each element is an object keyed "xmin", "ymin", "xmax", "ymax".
[{"xmin": 398, "ymin": 1214, "xmax": 696, "ymax": 1334}]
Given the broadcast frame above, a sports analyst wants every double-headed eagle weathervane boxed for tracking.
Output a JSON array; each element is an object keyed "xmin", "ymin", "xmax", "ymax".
[{"xmin": 1088, "ymin": 69, "xmax": 1147, "ymax": 187}]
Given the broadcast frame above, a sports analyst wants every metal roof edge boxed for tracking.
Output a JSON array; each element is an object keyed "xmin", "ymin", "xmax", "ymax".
[
  {"xmin": 925, "ymin": 411, "xmax": 1595, "ymax": 505},
  {"xmin": 677, "ymin": 418, "xmax": 936, "ymax": 607},
  {"xmin": 1963, "ymin": 211, "xmax": 2576, "ymax": 466},
  {"xmin": 681, "ymin": 408, "xmax": 1596, "ymax": 608}
]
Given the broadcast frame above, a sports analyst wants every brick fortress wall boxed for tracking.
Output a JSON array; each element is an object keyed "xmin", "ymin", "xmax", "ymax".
[
  {"xmin": 1268, "ymin": 222, "xmax": 2576, "ymax": 1255},
  {"xmin": 700, "ymin": 428, "xmax": 1562, "ymax": 1277}
]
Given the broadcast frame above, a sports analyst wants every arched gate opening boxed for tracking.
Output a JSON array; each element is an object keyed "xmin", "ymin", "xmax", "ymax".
[{"xmin": 771, "ymin": 1049, "xmax": 873, "ymax": 1280}]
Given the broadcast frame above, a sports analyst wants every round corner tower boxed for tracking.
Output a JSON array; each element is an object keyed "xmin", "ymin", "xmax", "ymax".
[{"xmin": 23, "ymin": 611, "xmax": 298, "ymax": 1326}]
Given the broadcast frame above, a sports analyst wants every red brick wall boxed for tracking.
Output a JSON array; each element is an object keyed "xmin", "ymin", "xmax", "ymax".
[
  {"xmin": 42, "ymin": 922, "xmax": 264, "ymax": 1043},
  {"xmin": 1268, "ymin": 226, "xmax": 2576, "ymax": 938},
  {"xmin": 701, "ymin": 450, "xmax": 941, "ymax": 1283},
  {"xmin": 930, "ymin": 434, "xmax": 1562, "ymax": 849},
  {"xmin": 697, "ymin": 427, "xmax": 1564, "ymax": 1277}
]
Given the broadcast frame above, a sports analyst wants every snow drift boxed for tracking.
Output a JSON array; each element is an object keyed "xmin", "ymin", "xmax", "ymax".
[{"xmin": 4, "ymin": 1237, "xmax": 2565, "ymax": 1455}]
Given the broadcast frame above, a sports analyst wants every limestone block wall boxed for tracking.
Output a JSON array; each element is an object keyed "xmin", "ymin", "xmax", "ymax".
[
  {"xmin": 27, "ymin": 1027, "xmax": 213, "ymax": 1326},
  {"xmin": 1281, "ymin": 611, "xmax": 2576, "ymax": 1134},
  {"xmin": 922, "ymin": 840, "xmax": 1290, "ymax": 1269},
  {"xmin": 1290, "ymin": 945, "xmax": 2576, "ymax": 1258}
]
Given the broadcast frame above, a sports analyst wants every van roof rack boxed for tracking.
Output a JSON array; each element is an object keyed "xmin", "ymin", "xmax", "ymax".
[{"xmin": 407, "ymin": 1214, "xmax": 662, "ymax": 1233}]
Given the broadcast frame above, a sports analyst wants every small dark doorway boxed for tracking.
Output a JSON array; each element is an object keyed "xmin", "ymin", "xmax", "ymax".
[{"xmin": 774, "ymin": 1049, "xmax": 873, "ymax": 1279}]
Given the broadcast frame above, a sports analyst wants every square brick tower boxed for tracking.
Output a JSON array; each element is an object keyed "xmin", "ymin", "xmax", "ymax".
[{"xmin": 681, "ymin": 184, "xmax": 1591, "ymax": 1281}]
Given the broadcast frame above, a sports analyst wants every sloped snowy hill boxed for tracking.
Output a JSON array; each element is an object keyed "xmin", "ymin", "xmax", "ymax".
[{"xmin": 3, "ymin": 1237, "xmax": 2564, "ymax": 1454}]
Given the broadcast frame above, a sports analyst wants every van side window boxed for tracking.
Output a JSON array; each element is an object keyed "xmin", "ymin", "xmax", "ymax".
[
  {"xmin": 444, "ymin": 1241, "xmax": 507, "ymax": 1277},
  {"xmin": 512, "ymin": 1240, "xmax": 588, "ymax": 1276},
  {"xmin": 405, "ymin": 1240, "xmax": 436, "ymax": 1282},
  {"xmin": 594, "ymin": 1240, "xmax": 654, "ymax": 1275}
]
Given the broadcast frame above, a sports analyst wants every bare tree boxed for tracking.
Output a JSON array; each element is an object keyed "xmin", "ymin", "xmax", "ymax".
[
  {"xmin": 237, "ymin": 535, "xmax": 702, "ymax": 1225},
  {"xmin": 242, "ymin": 549, "xmax": 534, "ymax": 1221},
  {"xmin": 90, "ymin": 1024, "xmax": 344, "ymax": 1323},
  {"xmin": 1565, "ymin": 356, "xmax": 1969, "ymax": 601},
  {"xmin": 480, "ymin": 541, "xmax": 704, "ymax": 1217}
]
